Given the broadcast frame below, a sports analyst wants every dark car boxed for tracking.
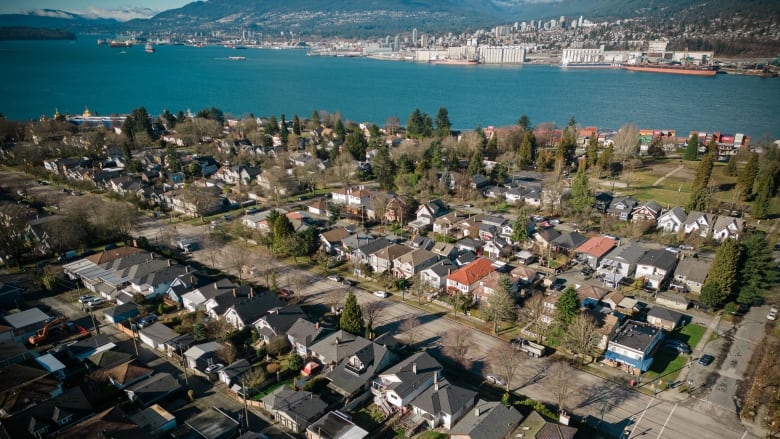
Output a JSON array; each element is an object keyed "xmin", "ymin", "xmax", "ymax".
[
  {"xmin": 698, "ymin": 354, "xmax": 715, "ymax": 366},
  {"xmin": 663, "ymin": 340, "xmax": 691, "ymax": 355},
  {"xmin": 341, "ymin": 279, "xmax": 356, "ymax": 287}
]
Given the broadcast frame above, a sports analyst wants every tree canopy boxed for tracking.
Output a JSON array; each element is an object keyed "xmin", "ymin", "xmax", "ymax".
[
  {"xmin": 339, "ymin": 291, "xmax": 365, "ymax": 335},
  {"xmin": 683, "ymin": 133, "xmax": 699, "ymax": 161}
]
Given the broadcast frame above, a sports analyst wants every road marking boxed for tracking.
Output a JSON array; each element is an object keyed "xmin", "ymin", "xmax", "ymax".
[
  {"xmin": 629, "ymin": 396, "xmax": 654, "ymax": 438},
  {"xmin": 656, "ymin": 402, "xmax": 677, "ymax": 438},
  {"xmin": 740, "ymin": 431, "xmax": 748, "ymax": 439}
]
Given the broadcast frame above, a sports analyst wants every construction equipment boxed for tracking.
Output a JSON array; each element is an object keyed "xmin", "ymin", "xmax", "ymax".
[{"xmin": 28, "ymin": 316, "xmax": 67, "ymax": 345}]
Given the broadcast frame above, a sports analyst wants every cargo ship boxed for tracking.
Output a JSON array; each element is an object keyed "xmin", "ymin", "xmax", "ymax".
[
  {"xmin": 561, "ymin": 62, "xmax": 619, "ymax": 69},
  {"xmin": 430, "ymin": 58, "xmax": 478, "ymax": 66},
  {"xmin": 622, "ymin": 63, "xmax": 717, "ymax": 77},
  {"xmin": 109, "ymin": 40, "xmax": 132, "ymax": 48}
]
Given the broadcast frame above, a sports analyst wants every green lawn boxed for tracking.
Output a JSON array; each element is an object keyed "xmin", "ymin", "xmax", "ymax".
[
  {"xmin": 670, "ymin": 322, "xmax": 707, "ymax": 350},
  {"xmin": 642, "ymin": 323, "xmax": 707, "ymax": 383}
]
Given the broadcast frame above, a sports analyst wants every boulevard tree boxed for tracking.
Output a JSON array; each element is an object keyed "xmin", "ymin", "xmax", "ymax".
[
  {"xmin": 683, "ymin": 133, "xmax": 699, "ymax": 161},
  {"xmin": 0, "ymin": 203, "xmax": 33, "ymax": 268},
  {"xmin": 486, "ymin": 275, "xmax": 516, "ymax": 335},
  {"xmin": 555, "ymin": 286, "xmax": 579, "ymax": 329},
  {"xmin": 491, "ymin": 343, "xmax": 524, "ymax": 392},
  {"xmin": 548, "ymin": 361, "xmax": 574, "ymax": 411},
  {"xmin": 561, "ymin": 313, "xmax": 601, "ymax": 364},
  {"xmin": 399, "ymin": 316, "xmax": 421, "ymax": 347},
  {"xmin": 442, "ymin": 326, "xmax": 473, "ymax": 369},
  {"xmin": 361, "ymin": 300, "xmax": 384, "ymax": 339},
  {"xmin": 521, "ymin": 293, "xmax": 549, "ymax": 343},
  {"xmin": 339, "ymin": 291, "xmax": 365, "ymax": 335}
]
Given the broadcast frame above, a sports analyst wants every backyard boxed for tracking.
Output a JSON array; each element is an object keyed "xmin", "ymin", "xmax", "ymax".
[{"xmin": 643, "ymin": 323, "xmax": 707, "ymax": 384}]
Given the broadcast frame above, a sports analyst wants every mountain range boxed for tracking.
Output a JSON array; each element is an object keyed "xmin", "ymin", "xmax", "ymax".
[{"xmin": 1, "ymin": 0, "xmax": 778, "ymax": 37}]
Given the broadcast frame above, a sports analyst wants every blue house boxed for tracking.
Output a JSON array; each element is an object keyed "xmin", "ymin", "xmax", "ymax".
[
  {"xmin": 605, "ymin": 320, "xmax": 663, "ymax": 373},
  {"xmin": 103, "ymin": 302, "xmax": 140, "ymax": 325}
]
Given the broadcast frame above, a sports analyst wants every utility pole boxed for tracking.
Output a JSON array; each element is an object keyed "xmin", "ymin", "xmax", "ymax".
[{"xmin": 131, "ymin": 323, "xmax": 139, "ymax": 357}]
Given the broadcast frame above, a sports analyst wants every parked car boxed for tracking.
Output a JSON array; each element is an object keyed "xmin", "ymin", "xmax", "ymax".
[
  {"xmin": 663, "ymin": 340, "xmax": 691, "ymax": 355},
  {"xmin": 327, "ymin": 275, "xmax": 343, "ymax": 282},
  {"xmin": 136, "ymin": 313, "xmax": 158, "ymax": 328},
  {"xmin": 246, "ymin": 207, "xmax": 259, "ymax": 214},
  {"xmin": 486, "ymin": 375, "xmax": 507, "ymax": 387},
  {"xmin": 341, "ymin": 279, "xmax": 356, "ymax": 287},
  {"xmin": 78, "ymin": 295, "xmax": 96, "ymax": 304},
  {"xmin": 374, "ymin": 291, "xmax": 389, "ymax": 298},
  {"xmin": 223, "ymin": 214, "xmax": 233, "ymax": 221},
  {"xmin": 698, "ymin": 354, "xmax": 715, "ymax": 366},
  {"xmin": 85, "ymin": 297, "xmax": 105, "ymax": 307},
  {"xmin": 768, "ymin": 309, "xmax": 778, "ymax": 321},
  {"xmin": 205, "ymin": 363, "xmax": 224, "ymax": 373},
  {"xmin": 277, "ymin": 288, "xmax": 294, "ymax": 298}
]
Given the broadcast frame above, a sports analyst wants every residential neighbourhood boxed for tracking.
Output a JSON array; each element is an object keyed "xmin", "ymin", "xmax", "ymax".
[{"xmin": 1, "ymin": 108, "xmax": 779, "ymax": 439}]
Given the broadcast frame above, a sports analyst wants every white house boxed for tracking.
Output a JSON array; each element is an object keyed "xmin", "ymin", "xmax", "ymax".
[{"xmin": 656, "ymin": 207, "xmax": 687, "ymax": 233}]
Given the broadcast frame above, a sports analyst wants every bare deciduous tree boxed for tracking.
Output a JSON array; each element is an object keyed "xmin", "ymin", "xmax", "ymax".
[
  {"xmin": 547, "ymin": 360, "xmax": 574, "ymax": 411},
  {"xmin": 399, "ymin": 316, "xmax": 421, "ymax": 347},
  {"xmin": 442, "ymin": 326, "xmax": 472, "ymax": 369},
  {"xmin": 361, "ymin": 300, "xmax": 385, "ymax": 336},
  {"xmin": 561, "ymin": 313, "xmax": 602, "ymax": 365},
  {"xmin": 522, "ymin": 293, "xmax": 549, "ymax": 343},
  {"xmin": 491, "ymin": 342, "xmax": 524, "ymax": 392},
  {"xmin": 224, "ymin": 244, "xmax": 249, "ymax": 280},
  {"xmin": 217, "ymin": 343, "xmax": 237, "ymax": 365},
  {"xmin": 612, "ymin": 123, "xmax": 640, "ymax": 162}
]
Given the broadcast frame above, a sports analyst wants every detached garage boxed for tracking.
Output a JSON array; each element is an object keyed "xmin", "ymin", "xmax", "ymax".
[{"xmin": 138, "ymin": 322, "xmax": 176, "ymax": 351}]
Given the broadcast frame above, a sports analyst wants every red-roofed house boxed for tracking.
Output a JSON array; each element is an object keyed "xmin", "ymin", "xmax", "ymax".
[
  {"xmin": 446, "ymin": 258, "xmax": 496, "ymax": 295},
  {"xmin": 575, "ymin": 236, "xmax": 617, "ymax": 269}
]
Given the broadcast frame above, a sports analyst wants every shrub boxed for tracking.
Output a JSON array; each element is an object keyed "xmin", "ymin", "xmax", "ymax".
[
  {"xmin": 266, "ymin": 362, "xmax": 280, "ymax": 374},
  {"xmin": 303, "ymin": 376, "xmax": 328, "ymax": 392}
]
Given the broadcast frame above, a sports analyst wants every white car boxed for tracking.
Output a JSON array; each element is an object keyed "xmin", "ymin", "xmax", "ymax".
[
  {"xmin": 327, "ymin": 275, "xmax": 343, "ymax": 282},
  {"xmin": 373, "ymin": 291, "xmax": 388, "ymax": 298},
  {"xmin": 768, "ymin": 310, "xmax": 778, "ymax": 321},
  {"xmin": 205, "ymin": 363, "xmax": 224, "ymax": 373},
  {"xmin": 85, "ymin": 297, "xmax": 105, "ymax": 307},
  {"xmin": 486, "ymin": 375, "xmax": 507, "ymax": 387},
  {"xmin": 78, "ymin": 295, "xmax": 96, "ymax": 304}
]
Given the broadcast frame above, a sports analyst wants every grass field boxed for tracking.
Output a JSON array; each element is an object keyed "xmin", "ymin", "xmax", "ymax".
[{"xmin": 642, "ymin": 323, "xmax": 707, "ymax": 383}]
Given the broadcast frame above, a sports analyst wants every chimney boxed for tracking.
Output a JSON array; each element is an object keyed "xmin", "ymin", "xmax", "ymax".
[
  {"xmin": 249, "ymin": 287, "xmax": 254, "ymax": 299},
  {"xmin": 474, "ymin": 406, "xmax": 481, "ymax": 417},
  {"xmin": 434, "ymin": 374, "xmax": 439, "ymax": 392},
  {"xmin": 335, "ymin": 337, "xmax": 341, "ymax": 345},
  {"xmin": 168, "ymin": 259, "xmax": 172, "ymax": 267},
  {"xmin": 189, "ymin": 276, "xmax": 194, "ymax": 285},
  {"xmin": 232, "ymin": 288, "xmax": 237, "ymax": 297},
  {"xmin": 412, "ymin": 363, "xmax": 417, "ymax": 374},
  {"xmin": 315, "ymin": 322, "xmax": 320, "ymax": 330}
]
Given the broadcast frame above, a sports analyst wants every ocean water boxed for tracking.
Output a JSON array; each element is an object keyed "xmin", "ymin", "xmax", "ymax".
[{"xmin": 1, "ymin": 38, "xmax": 779, "ymax": 139}]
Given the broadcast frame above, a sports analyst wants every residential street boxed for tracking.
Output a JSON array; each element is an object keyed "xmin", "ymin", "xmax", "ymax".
[{"xmin": 131, "ymin": 215, "xmax": 761, "ymax": 438}]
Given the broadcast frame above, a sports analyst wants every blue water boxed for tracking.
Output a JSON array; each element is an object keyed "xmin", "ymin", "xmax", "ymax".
[{"xmin": 1, "ymin": 38, "xmax": 779, "ymax": 139}]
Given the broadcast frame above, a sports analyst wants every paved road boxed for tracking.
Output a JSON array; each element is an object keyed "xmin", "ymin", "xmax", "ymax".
[{"xmin": 132, "ymin": 216, "xmax": 759, "ymax": 439}]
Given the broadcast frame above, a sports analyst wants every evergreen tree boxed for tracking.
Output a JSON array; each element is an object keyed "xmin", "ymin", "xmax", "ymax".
[
  {"xmin": 373, "ymin": 144, "xmax": 396, "ymax": 190},
  {"xmin": 467, "ymin": 150, "xmax": 484, "ymax": 176},
  {"xmin": 334, "ymin": 119, "xmax": 346, "ymax": 141},
  {"xmin": 751, "ymin": 170, "xmax": 772, "ymax": 219},
  {"xmin": 339, "ymin": 291, "xmax": 365, "ymax": 335},
  {"xmin": 704, "ymin": 238, "xmax": 741, "ymax": 305},
  {"xmin": 310, "ymin": 109, "xmax": 320, "ymax": 127},
  {"xmin": 737, "ymin": 233, "xmax": 777, "ymax": 304},
  {"xmin": 292, "ymin": 114, "xmax": 301, "ymax": 135},
  {"xmin": 165, "ymin": 144, "xmax": 181, "ymax": 172},
  {"xmin": 569, "ymin": 170, "xmax": 594, "ymax": 214},
  {"xmin": 344, "ymin": 127, "xmax": 368, "ymax": 161},
  {"xmin": 518, "ymin": 130, "xmax": 536, "ymax": 168},
  {"xmin": 724, "ymin": 154, "xmax": 737, "ymax": 176},
  {"xmin": 683, "ymin": 133, "xmax": 699, "ymax": 161},
  {"xmin": 517, "ymin": 114, "xmax": 531, "ymax": 131},
  {"xmin": 597, "ymin": 144, "xmax": 614, "ymax": 176},
  {"xmin": 427, "ymin": 141, "xmax": 443, "ymax": 170},
  {"xmin": 586, "ymin": 136, "xmax": 599, "ymax": 170},
  {"xmin": 279, "ymin": 114, "xmax": 288, "ymax": 145},
  {"xmin": 434, "ymin": 107, "xmax": 451, "ymax": 138},
  {"xmin": 555, "ymin": 286, "xmax": 579, "ymax": 328},
  {"xmin": 511, "ymin": 209, "xmax": 529, "ymax": 244},
  {"xmin": 686, "ymin": 147, "xmax": 715, "ymax": 211},
  {"xmin": 738, "ymin": 152, "xmax": 759, "ymax": 200},
  {"xmin": 122, "ymin": 107, "xmax": 153, "ymax": 142},
  {"xmin": 266, "ymin": 115, "xmax": 279, "ymax": 135},
  {"xmin": 699, "ymin": 281, "xmax": 723, "ymax": 308},
  {"xmin": 485, "ymin": 134, "xmax": 498, "ymax": 161},
  {"xmin": 406, "ymin": 108, "xmax": 426, "ymax": 139},
  {"xmin": 285, "ymin": 351, "xmax": 303, "ymax": 371},
  {"xmin": 474, "ymin": 125, "xmax": 487, "ymax": 151}
]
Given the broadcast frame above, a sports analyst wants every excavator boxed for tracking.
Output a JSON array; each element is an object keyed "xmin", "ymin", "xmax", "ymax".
[{"xmin": 28, "ymin": 316, "xmax": 68, "ymax": 345}]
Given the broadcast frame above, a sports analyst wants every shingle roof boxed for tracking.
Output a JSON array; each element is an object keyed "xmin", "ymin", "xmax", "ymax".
[
  {"xmin": 447, "ymin": 258, "xmax": 496, "ymax": 286},
  {"xmin": 379, "ymin": 351, "xmax": 442, "ymax": 401},
  {"xmin": 674, "ymin": 258, "xmax": 710, "ymax": 284},
  {"xmin": 575, "ymin": 236, "xmax": 617, "ymax": 258},
  {"xmin": 450, "ymin": 399, "xmax": 523, "ymax": 439},
  {"xmin": 410, "ymin": 378, "xmax": 476, "ymax": 418},
  {"xmin": 638, "ymin": 249, "xmax": 678, "ymax": 272}
]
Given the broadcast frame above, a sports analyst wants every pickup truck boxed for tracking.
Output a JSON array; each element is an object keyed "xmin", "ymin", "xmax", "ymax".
[{"xmin": 511, "ymin": 338, "xmax": 546, "ymax": 357}]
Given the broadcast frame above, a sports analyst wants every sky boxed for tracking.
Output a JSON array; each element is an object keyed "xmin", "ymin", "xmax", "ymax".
[{"xmin": 0, "ymin": 0, "xmax": 192, "ymax": 20}]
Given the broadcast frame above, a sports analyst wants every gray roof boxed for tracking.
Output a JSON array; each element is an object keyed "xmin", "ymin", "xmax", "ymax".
[
  {"xmin": 2, "ymin": 307, "xmax": 49, "ymax": 329},
  {"xmin": 262, "ymin": 387, "xmax": 328, "ymax": 424},
  {"xmin": 450, "ymin": 399, "xmax": 524, "ymax": 439},
  {"xmin": 674, "ymin": 258, "xmax": 710, "ymax": 284},
  {"xmin": 257, "ymin": 305, "xmax": 307, "ymax": 338},
  {"xmin": 310, "ymin": 330, "xmax": 372, "ymax": 365},
  {"xmin": 379, "ymin": 351, "xmax": 442, "ymax": 401},
  {"xmin": 410, "ymin": 378, "xmax": 476, "ymax": 418},
  {"xmin": 425, "ymin": 259, "xmax": 456, "ymax": 277},
  {"xmin": 327, "ymin": 342, "xmax": 391, "ymax": 396},
  {"xmin": 660, "ymin": 206, "xmax": 687, "ymax": 222},
  {"xmin": 603, "ymin": 242, "xmax": 646, "ymax": 265},
  {"xmin": 138, "ymin": 321, "xmax": 176, "ymax": 345},
  {"xmin": 354, "ymin": 237, "xmax": 391, "ymax": 257},
  {"xmin": 185, "ymin": 407, "xmax": 240, "ymax": 439},
  {"xmin": 286, "ymin": 317, "xmax": 325, "ymax": 347},
  {"xmin": 220, "ymin": 358, "xmax": 252, "ymax": 380},
  {"xmin": 637, "ymin": 249, "xmax": 678, "ymax": 272},
  {"xmin": 552, "ymin": 232, "xmax": 587, "ymax": 250},
  {"xmin": 306, "ymin": 411, "xmax": 368, "ymax": 439},
  {"xmin": 125, "ymin": 372, "xmax": 180, "ymax": 406},
  {"xmin": 184, "ymin": 341, "xmax": 224, "ymax": 360},
  {"xmin": 103, "ymin": 302, "xmax": 140, "ymax": 319},
  {"xmin": 647, "ymin": 306, "xmax": 684, "ymax": 324}
]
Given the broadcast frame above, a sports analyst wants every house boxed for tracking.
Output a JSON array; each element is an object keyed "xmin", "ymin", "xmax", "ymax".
[
  {"xmin": 68, "ymin": 334, "xmax": 116, "ymax": 361},
  {"xmin": 105, "ymin": 361, "xmax": 154, "ymax": 389},
  {"xmin": 671, "ymin": 258, "xmax": 710, "ymax": 293},
  {"xmin": 410, "ymin": 235, "xmax": 435, "ymax": 250},
  {"xmin": 483, "ymin": 237, "xmax": 511, "ymax": 259},
  {"xmin": 325, "ymin": 339, "xmax": 395, "ymax": 399},
  {"xmin": 656, "ymin": 207, "xmax": 687, "ymax": 233},
  {"xmin": 446, "ymin": 258, "xmax": 497, "ymax": 295},
  {"xmin": 370, "ymin": 244, "xmax": 413, "ymax": 274},
  {"xmin": 0, "ymin": 387, "xmax": 94, "ymax": 439},
  {"xmin": 65, "ymin": 406, "xmax": 153, "ymax": 439},
  {"xmin": 86, "ymin": 349, "xmax": 132, "ymax": 371},
  {"xmin": 602, "ymin": 291, "xmax": 626, "ymax": 311},
  {"xmin": 631, "ymin": 200, "xmax": 662, "ymax": 223},
  {"xmin": 551, "ymin": 231, "xmax": 587, "ymax": 256},
  {"xmin": 181, "ymin": 278, "xmax": 240, "ymax": 311},
  {"xmin": 254, "ymin": 305, "xmax": 307, "ymax": 342},
  {"xmin": 510, "ymin": 265, "xmax": 538, "ymax": 286},
  {"xmin": 287, "ymin": 318, "xmax": 326, "ymax": 358},
  {"xmin": 450, "ymin": 399, "xmax": 524, "ymax": 439},
  {"xmin": 433, "ymin": 212, "xmax": 465, "ymax": 236},
  {"xmin": 309, "ymin": 330, "xmax": 373, "ymax": 366},
  {"xmin": 512, "ymin": 410, "xmax": 577, "ymax": 439},
  {"xmin": 103, "ymin": 302, "xmax": 141, "ymax": 325},
  {"xmin": 393, "ymin": 248, "xmax": 440, "ymax": 279},
  {"xmin": 682, "ymin": 211, "xmax": 716, "ymax": 238},
  {"xmin": 2, "ymin": 307, "xmax": 50, "ymax": 337},
  {"xmin": 575, "ymin": 236, "xmax": 618, "ymax": 269},
  {"xmin": 635, "ymin": 249, "xmax": 679, "ymax": 290},
  {"xmin": 320, "ymin": 227, "xmax": 353, "ymax": 255},
  {"xmin": 417, "ymin": 199, "xmax": 448, "ymax": 222},
  {"xmin": 331, "ymin": 186, "xmax": 372, "ymax": 207},
  {"xmin": 384, "ymin": 195, "xmax": 409, "ymax": 224},
  {"xmin": 655, "ymin": 292, "xmax": 690, "ymax": 311},
  {"xmin": 646, "ymin": 307, "xmax": 684, "ymax": 331},
  {"xmin": 410, "ymin": 378, "xmax": 477, "ymax": 430},
  {"xmin": 371, "ymin": 351, "xmax": 443, "ymax": 410},
  {"xmin": 0, "ymin": 281, "xmax": 24, "ymax": 308},
  {"xmin": 470, "ymin": 174, "xmax": 489, "ymax": 189},
  {"xmin": 596, "ymin": 242, "xmax": 646, "ymax": 281},
  {"xmin": 221, "ymin": 290, "xmax": 285, "ymax": 329},
  {"xmin": 217, "ymin": 359, "xmax": 252, "ymax": 386},
  {"xmin": 183, "ymin": 341, "xmax": 225, "ymax": 371},
  {"xmin": 129, "ymin": 404, "xmax": 177, "ymax": 437},
  {"xmin": 533, "ymin": 228, "xmax": 561, "ymax": 253},
  {"xmin": 340, "ymin": 232, "xmax": 375, "ymax": 259},
  {"xmin": 604, "ymin": 320, "xmax": 664, "ymax": 373},
  {"xmin": 262, "ymin": 387, "xmax": 328, "ymax": 434},
  {"xmin": 351, "ymin": 237, "xmax": 391, "ymax": 267},
  {"xmin": 712, "ymin": 215, "xmax": 745, "ymax": 241},
  {"xmin": 138, "ymin": 322, "xmax": 177, "ymax": 352},
  {"xmin": 606, "ymin": 196, "xmax": 638, "ymax": 221},
  {"xmin": 125, "ymin": 372, "xmax": 181, "ymax": 407},
  {"xmin": 577, "ymin": 284, "xmax": 610, "ymax": 307},
  {"xmin": 306, "ymin": 411, "xmax": 369, "ymax": 439},
  {"xmin": 308, "ymin": 198, "xmax": 328, "ymax": 216},
  {"xmin": 430, "ymin": 241, "xmax": 458, "ymax": 260},
  {"xmin": 593, "ymin": 191, "xmax": 614, "ymax": 212},
  {"xmin": 419, "ymin": 259, "xmax": 457, "ymax": 291}
]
